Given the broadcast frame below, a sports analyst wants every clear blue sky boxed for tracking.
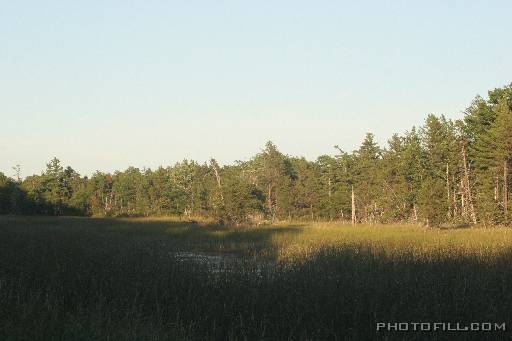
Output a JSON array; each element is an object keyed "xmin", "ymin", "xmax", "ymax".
[{"xmin": 1, "ymin": 1, "xmax": 511, "ymax": 177}]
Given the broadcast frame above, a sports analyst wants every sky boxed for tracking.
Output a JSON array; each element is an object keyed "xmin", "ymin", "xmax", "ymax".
[{"xmin": 1, "ymin": 0, "xmax": 511, "ymax": 177}]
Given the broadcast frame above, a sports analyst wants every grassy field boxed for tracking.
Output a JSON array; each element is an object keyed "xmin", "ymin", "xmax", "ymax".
[{"xmin": 1, "ymin": 216, "xmax": 512, "ymax": 340}]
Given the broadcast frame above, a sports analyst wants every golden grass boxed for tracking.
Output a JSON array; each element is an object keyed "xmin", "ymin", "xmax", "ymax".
[{"xmin": 266, "ymin": 221, "xmax": 512, "ymax": 262}]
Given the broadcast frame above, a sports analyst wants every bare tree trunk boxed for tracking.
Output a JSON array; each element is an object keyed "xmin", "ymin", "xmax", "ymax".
[
  {"xmin": 351, "ymin": 186, "xmax": 356, "ymax": 226},
  {"xmin": 446, "ymin": 163, "xmax": 451, "ymax": 220},
  {"xmin": 210, "ymin": 159, "xmax": 225, "ymax": 204},
  {"xmin": 504, "ymin": 159, "xmax": 509, "ymax": 224},
  {"xmin": 12, "ymin": 164, "xmax": 21, "ymax": 183},
  {"xmin": 328, "ymin": 176, "xmax": 332, "ymax": 220},
  {"xmin": 460, "ymin": 177, "xmax": 466, "ymax": 219},
  {"xmin": 461, "ymin": 143, "xmax": 477, "ymax": 225},
  {"xmin": 494, "ymin": 176, "xmax": 499, "ymax": 202},
  {"xmin": 267, "ymin": 185, "xmax": 274, "ymax": 222},
  {"xmin": 190, "ymin": 191, "xmax": 194, "ymax": 216},
  {"xmin": 452, "ymin": 174, "xmax": 458, "ymax": 219}
]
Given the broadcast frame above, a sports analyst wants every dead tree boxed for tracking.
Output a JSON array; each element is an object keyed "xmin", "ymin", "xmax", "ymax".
[
  {"xmin": 446, "ymin": 163, "xmax": 451, "ymax": 220},
  {"xmin": 452, "ymin": 174, "xmax": 458, "ymax": 219},
  {"xmin": 351, "ymin": 186, "xmax": 356, "ymax": 226},
  {"xmin": 504, "ymin": 159, "xmax": 509, "ymax": 223},
  {"xmin": 461, "ymin": 143, "xmax": 477, "ymax": 225},
  {"xmin": 209, "ymin": 159, "xmax": 224, "ymax": 204}
]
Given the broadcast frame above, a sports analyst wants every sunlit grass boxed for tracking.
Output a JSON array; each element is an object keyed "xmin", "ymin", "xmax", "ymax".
[{"xmin": 270, "ymin": 223, "xmax": 512, "ymax": 262}]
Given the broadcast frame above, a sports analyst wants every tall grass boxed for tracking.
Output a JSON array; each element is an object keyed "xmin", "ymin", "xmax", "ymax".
[{"xmin": 1, "ymin": 216, "xmax": 511, "ymax": 340}]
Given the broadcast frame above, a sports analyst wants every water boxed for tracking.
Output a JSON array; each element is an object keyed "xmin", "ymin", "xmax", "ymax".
[{"xmin": 171, "ymin": 251, "xmax": 271, "ymax": 275}]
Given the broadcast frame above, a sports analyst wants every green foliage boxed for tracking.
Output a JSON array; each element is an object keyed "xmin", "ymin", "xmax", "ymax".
[
  {"xmin": 353, "ymin": 132, "xmax": 382, "ymax": 223},
  {"xmin": 465, "ymin": 84, "xmax": 512, "ymax": 225},
  {"xmin": 0, "ymin": 172, "xmax": 19, "ymax": 214}
]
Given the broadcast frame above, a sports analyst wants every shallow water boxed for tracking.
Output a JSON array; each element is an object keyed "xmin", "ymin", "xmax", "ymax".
[{"xmin": 171, "ymin": 251, "xmax": 270, "ymax": 275}]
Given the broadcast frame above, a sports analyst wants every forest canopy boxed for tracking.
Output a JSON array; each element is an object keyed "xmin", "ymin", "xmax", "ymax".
[{"xmin": 2, "ymin": 83, "xmax": 512, "ymax": 226}]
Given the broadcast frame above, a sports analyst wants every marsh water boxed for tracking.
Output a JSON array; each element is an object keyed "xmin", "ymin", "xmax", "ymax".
[{"xmin": 172, "ymin": 251, "xmax": 271, "ymax": 274}]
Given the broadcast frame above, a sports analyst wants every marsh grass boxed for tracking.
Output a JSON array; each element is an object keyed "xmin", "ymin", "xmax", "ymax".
[{"xmin": 1, "ymin": 216, "xmax": 512, "ymax": 340}]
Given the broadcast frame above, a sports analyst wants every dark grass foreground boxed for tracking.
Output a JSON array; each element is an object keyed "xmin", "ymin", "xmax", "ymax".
[{"xmin": 1, "ymin": 217, "xmax": 512, "ymax": 340}]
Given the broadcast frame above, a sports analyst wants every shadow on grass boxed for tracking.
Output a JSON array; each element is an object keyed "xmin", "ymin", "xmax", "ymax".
[
  {"xmin": 1, "ymin": 216, "xmax": 512, "ymax": 340},
  {"xmin": 0, "ymin": 215, "xmax": 304, "ymax": 259}
]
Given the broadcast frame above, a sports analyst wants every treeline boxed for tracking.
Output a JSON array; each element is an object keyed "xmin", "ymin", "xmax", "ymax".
[{"xmin": 1, "ymin": 84, "xmax": 511, "ymax": 226}]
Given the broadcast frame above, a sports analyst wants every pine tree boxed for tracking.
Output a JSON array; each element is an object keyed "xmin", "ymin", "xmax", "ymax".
[
  {"xmin": 253, "ymin": 141, "xmax": 292, "ymax": 222},
  {"xmin": 488, "ymin": 98, "xmax": 512, "ymax": 224},
  {"xmin": 353, "ymin": 133, "xmax": 381, "ymax": 223}
]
